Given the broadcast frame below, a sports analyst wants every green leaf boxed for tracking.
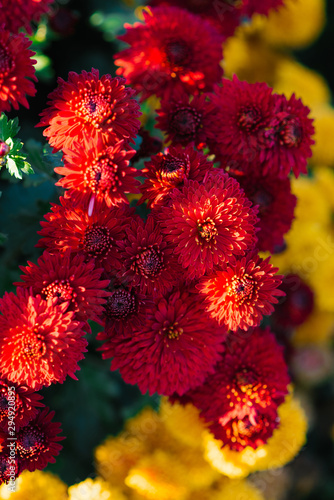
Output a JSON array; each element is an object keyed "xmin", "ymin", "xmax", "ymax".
[{"xmin": 0, "ymin": 113, "xmax": 34, "ymax": 180}]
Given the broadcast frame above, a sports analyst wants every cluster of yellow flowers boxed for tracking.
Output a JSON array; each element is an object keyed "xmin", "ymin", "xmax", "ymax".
[{"xmin": 0, "ymin": 394, "xmax": 307, "ymax": 500}]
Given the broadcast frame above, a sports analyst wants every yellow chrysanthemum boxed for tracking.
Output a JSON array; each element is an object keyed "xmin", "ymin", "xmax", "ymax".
[
  {"xmin": 313, "ymin": 167, "xmax": 334, "ymax": 211},
  {"xmin": 68, "ymin": 477, "xmax": 126, "ymax": 500},
  {"xmin": 273, "ymin": 58, "xmax": 330, "ymax": 108},
  {"xmin": 308, "ymin": 253, "xmax": 334, "ymax": 312},
  {"xmin": 159, "ymin": 398, "xmax": 207, "ymax": 449},
  {"xmin": 256, "ymin": 0, "xmax": 326, "ymax": 49},
  {"xmin": 310, "ymin": 105, "xmax": 334, "ymax": 167},
  {"xmin": 0, "ymin": 470, "xmax": 67, "ymax": 500},
  {"xmin": 293, "ymin": 307, "xmax": 334, "ymax": 346},
  {"xmin": 189, "ymin": 477, "xmax": 265, "ymax": 500},
  {"xmin": 203, "ymin": 393, "xmax": 307, "ymax": 478},
  {"xmin": 125, "ymin": 451, "xmax": 188, "ymax": 500}
]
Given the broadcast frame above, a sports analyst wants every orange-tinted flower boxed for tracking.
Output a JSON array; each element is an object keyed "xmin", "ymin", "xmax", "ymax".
[
  {"xmin": 198, "ymin": 253, "xmax": 284, "ymax": 331},
  {"xmin": 0, "ymin": 30, "xmax": 37, "ymax": 113},
  {"xmin": 37, "ymin": 69, "xmax": 141, "ymax": 153},
  {"xmin": 0, "ymin": 288, "xmax": 87, "ymax": 390}
]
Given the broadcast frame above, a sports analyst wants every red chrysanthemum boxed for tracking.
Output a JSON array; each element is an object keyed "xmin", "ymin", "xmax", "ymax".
[
  {"xmin": 0, "ymin": 0, "xmax": 54, "ymax": 34},
  {"xmin": 0, "ymin": 449, "xmax": 19, "ymax": 484},
  {"xmin": 198, "ymin": 253, "xmax": 284, "ymax": 331},
  {"xmin": 0, "ymin": 288, "xmax": 87, "ymax": 390},
  {"xmin": 139, "ymin": 145, "xmax": 214, "ymax": 209},
  {"xmin": 37, "ymin": 196, "xmax": 133, "ymax": 274},
  {"xmin": 156, "ymin": 171, "xmax": 258, "ymax": 279},
  {"xmin": 0, "ymin": 30, "xmax": 37, "ymax": 113},
  {"xmin": 232, "ymin": 171, "xmax": 297, "ymax": 253},
  {"xmin": 16, "ymin": 407, "xmax": 65, "ymax": 472},
  {"xmin": 37, "ymin": 68, "xmax": 141, "ymax": 153},
  {"xmin": 15, "ymin": 249, "xmax": 110, "ymax": 330},
  {"xmin": 114, "ymin": 6, "xmax": 224, "ymax": 100},
  {"xmin": 103, "ymin": 288, "xmax": 227, "ymax": 396},
  {"xmin": 0, "ymin": 380, "xmax": 44, "ymax": 431},
  {"xmin": 187, "ymin": 327, "xmax": 290, "ymax": 450},
  {"xmin": 116, "ymin": 216, "xmax": 182, "ymax": 297},
  {"xmin": 148, "ymin": 0, "xmax": 241, "ymax": 40},
  {"xmin": 208, "ymin": 76, "xmax": 276, "ymax": 171},
  {"xmin": 259, "ymin": 93, "xmax": 315, "ymax": 178},
  {"xmin": 271, "ymin": 274, "xmax": 315, "ymax": 329},
  {"xmin": 56, "ymin": 137, "xmax": 139, "ymax": 208},
  {"xmin": 241, "ymin": 0, "xmax": 284, "ymax": 17},
  {"xmin": 155, "ymin": 89, "xmax": 217, "ymax": 149}
]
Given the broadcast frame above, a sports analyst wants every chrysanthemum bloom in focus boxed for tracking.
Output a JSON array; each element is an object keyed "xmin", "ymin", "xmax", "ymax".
[
  {"xmin": 156, "ymin": 171, "xmax": 258, "ymax": 279},
  {"xmin": 57, "ymin": 138, "xmax": 139, "ymax": 208},
  {"xmin": 114, "ymin": 6, "xmax": 224, "ymax": 100},
  {"xmin": 148, "ymin": 0, "xmax": 241, "ymax": 40},
  {"xmin": 0, "ymin": 0, "xmax": 54, "ymax": 34},
  {"xmin": 0, "ymin": 379, "xmax": 44, "ymax": 431},
  {"xmin": 260, "ymin": 93, "xmax": 315, "ymax": 178},
  {"xmin": 37, "ymin": 196, "xmax": 133, "ymax": 274},
  {"xmin": 208, "ymin": 76, "xmax": 276, "ymax": 171},
  {"xmin": 156, "ymin": 90, "xmax": 217, "ymax": 148},
  {"xmin": 139, "ymin": 145, "xmax": 214, "ymax": 209},
  {"xmin": 0, "ymin": 30, "xmax": 37, "ymax": 113},
  {"xmin": 116, "ymin": 216, "xmax": 183, "ymax": 297},
  {"xmin": 16, "ymin": 249, "xmax": 110, "ymax": 330},
  {"xmin": 198, "ymin": 253, "xmax": 284, "ymax": 331},
  {"xmin": 16, "ymin": 407, "xmax": 65, "ymax": 472},
  {"xmin": 232, "ymin": 171, "xmax": 297, "ymax": 253},
  {"xmin": 103, "ymin": 288, "xmax": 227, "ymax": 396},
  {"xmin": 37, "ymin": 69, "xmax": 141, "ymax": 152},
  {"xmin": 0, "ymin": 288, "xmax": 87, "ymax": 390},
  {"xmin": 187, "ymin": 327, "xmax": 290, "ymax": 449}
]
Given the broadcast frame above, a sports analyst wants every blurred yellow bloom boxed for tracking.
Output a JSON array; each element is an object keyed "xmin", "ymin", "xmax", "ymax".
[
  {"xmin": 291, "ymin": 176, "xmax": 332, "ymax": 228},
  {"xmin": 203, "ymin": 393, "xmax": 307, "ymax": 478},
  {"xmin": 68, "ymin": 478, "xmax": 126, "ymax": 500},
  {"xmin": 0, "ymin": 470, "xmax": 67, "ymax": 500},
  {"xmin": 310, "ymin": 105, "xmax": 334, "ymax": 167},
  {"xmin": 272, "ymin": 58, "xmax": 331, "ymax": 108},
  {"xmin": 313, "ymin": 166, "xmax": 334, "ymax": 210},
  {"xmin": 293, "ymin": 307, "xmax": 334, "ymax": 346},
  {"xmin": 255, "ymin": 0, "xmax": 326, "ymax": 49}
]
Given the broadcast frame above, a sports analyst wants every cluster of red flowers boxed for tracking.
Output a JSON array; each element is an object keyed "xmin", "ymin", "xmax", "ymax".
[{"xmin": 0, "ymin": 0, "xmax": 315, "ymax": 483}]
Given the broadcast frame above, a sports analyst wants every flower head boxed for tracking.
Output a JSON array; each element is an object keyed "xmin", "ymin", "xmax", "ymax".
[
  {"xmin": 37, "ymin": 196, "xmax": 133, "ymax": 274},
  {"xmin": 198, "ymin": 253, "xmax": 284, "ymax": 331},
  {"xmin": 0, "ymin": 380, "xmax": 44, "ymax": 431},
  {"xmin": 116, "ymin": 216, "xmax": 182, "ymax": 297},
  {"xmin": 0, "ymin": 0, "xmax": 53, "ymax": 34},
  {"xmin": 139, "ymin": 145, "xmax": 214, "ymax": 209},
  {"xmin": 187, "ymin": 327, "xmax": 290, "ymax": 449},
  {"xmin": 16, "ymin": 249, "xmax": 110, "ymax": 330},
  {"xmin": 37, "ymin": 69, "xmax": 141, "ymax": 152},
  {"xmin": 0, "ymin": 288, "xmax": 87, "ymax": 390},
  {"xmin": 156, "ymin": 89, "xmax": 217, "ymax": 149},
  {"xmin": 156, "ymin": 171, "xmax": 258, "ymax": 279},
  {"xmin": 232, "ymin": 171, "xmax": 297, "ymax": 253},
  {"xmin": 16, "ymin": 407, "xmax": 65, "ymax": 472},
  {"xmin": 0, "ymin": 30, "xmax": 37, "ymax": 113},
  {"xmin": 114, "ymin": 6, "xmax": 224, "ymax": 100},
  {"xmin": 102, "ymin": 288, "xmax": 227, "ymax": 396}
]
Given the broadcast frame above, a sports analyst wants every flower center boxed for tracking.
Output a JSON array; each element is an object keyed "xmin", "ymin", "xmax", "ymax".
[
  {"xmin": 160, "ymin": 322, "xmax": 183, "ymax": 340},
  {"xmin": 165, "ymin": 39, "xmax": 191, "ymax": 67},
  {"xmin": 41, "ymin": 279, "xmax": 75, "ymax": 304},
  {"xmin": 159, "ymin": 155, "xmax": 189, "ymax": 185},
  {"xmin": 74, "ymin": 90, "xmax": 111, "ymax": 129},
  {"xmin": 17, "ymin": 426, "xmax": 45, "ymax": 459},
  {"xmin": 82, "ymin": 224, "xmax": 112, "ymax": 258},
  {"xmin": 171, "ymin": 107, "xmax": 201, "ymax": 139},
  {"xmin": 237, "ymin": 106, "xmax": 262, "ymax": 132},
  {"xmin": 197, "ymin": 217, "xmax": 218, "ymax": 243},
  {"xmin": 84, "ymin": 156, "xmax": 118, "ymax": 194},
  {"xmin": 15, "ymin": 327, "xmax": 47, "ymax": 360},
  {"xmin": 279, "ymin": 117, "xmax": 302, "ymax": 147},
  {"xmin": 0, "ymin": 45, "xmax": 15, "ymax": 77},
  {"xmin": 134, "ymin": 246, "xmax": 164, "ymax": 277},
  {"xmin": 105, "ymin": 289, "xmax": 137, "ymax": 320},
  {"xmin": 230, "ymin": 274, "xmax": 255, "ymax": 304}
]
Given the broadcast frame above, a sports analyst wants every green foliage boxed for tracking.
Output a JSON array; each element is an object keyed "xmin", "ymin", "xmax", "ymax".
[{"xmin": 0, "ymin": 113, "xmax": 34, "ymax": 180}]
